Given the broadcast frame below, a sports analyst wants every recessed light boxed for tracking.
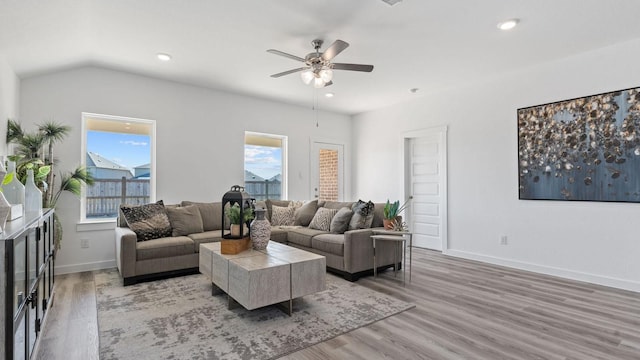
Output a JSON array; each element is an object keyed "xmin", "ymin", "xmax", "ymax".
[
  {"xmin": 409, "ymin": 88, "xmax": 420, "ymax": 93},
  {"xmin": 497, "ymin": 19, "xmax": 519, "ymax": 31},
  {"xmin": 157, "ymin": 53, "xmax": 172, "ymax": 62},
  {"xmin": 325, "ymin": 92, "xmax": 335, "ymax": 98}
]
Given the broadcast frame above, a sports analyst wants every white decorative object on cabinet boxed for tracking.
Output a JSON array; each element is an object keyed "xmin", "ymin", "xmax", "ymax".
[
  {"xmin": 24, "ymin": 169, "xmax": 42, "ymax": 214},
  {"xmin": 3, "ymin": 161, "xmax": 25, "ymax": 219}
]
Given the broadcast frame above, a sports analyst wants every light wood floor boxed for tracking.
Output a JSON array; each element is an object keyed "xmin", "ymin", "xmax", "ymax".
[{"xmin": 35, "ymin": 248, "xmax": 639, "ymax": 360}]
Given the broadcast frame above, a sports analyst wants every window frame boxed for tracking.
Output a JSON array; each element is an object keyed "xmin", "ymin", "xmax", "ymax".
[
  {"xmin": 80, "ymin": 112, "xmax": 156, "ymax": 223},
  {"xmin": 244, "ymin": 131, "xmax": 288, "ymax": 200}
]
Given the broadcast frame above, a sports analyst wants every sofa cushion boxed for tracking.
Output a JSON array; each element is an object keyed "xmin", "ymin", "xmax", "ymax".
[
  {"xmin": 330, "ymin": 207, "xmax": 353, "ymax": 234},
  {"xmin": 349, "ymin": 200, "xmax": 375, "ymax": 230},
  {"xmin": 166, "ymin": 205, "xmax": 204, "ymax": 236},
  {"xmin": 265, "ymin": 199, "xmax": 291, "ymax": 221},
  {"xmin": 309, "ymin": 207, "xmax": 338, "ymax": 231},
  {"xmin": 312, "ymin": 234, "xmax": 345, "ymax": 256},
  {"xmin": 321, "ymin": 201, "xmax": 355, "ymax": 210},
  {"xmin": 120, "ymin": 200, "xmax": 172, "ymax": 241},
  {"xmin": 269, "ymin": 227, "xmax": 288, "ymax": 243},
  {"xmin": 188, "ymin": 230, "xmax": 224, "ymax": 251},
  {"xmin": 372, "ymin": 203, "xmax": 386, "ymax": 228},
  {"xmin": 270, "ymin": 205, "xmax": 295, "ymax": 226},
  {"xmin": 136, "ymin": 236, "xmax": 194, "ymax": 260},
  {"xmin": 286, "ymin": 227, "xmax": 327, "ymax": 248},
  {"xmin": 294, "ymin": 199, "xmax": 318, "ymax": 226},
  {"xmin": 181, "ymin": 201, "xmax": 222, "ymax": 231}
]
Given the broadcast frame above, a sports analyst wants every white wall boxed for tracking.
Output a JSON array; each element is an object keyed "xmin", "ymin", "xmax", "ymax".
[
  {"xmin": 352, "ymin": 38, "xmax": 640, "ymax": 292},
  {"xmin": 19, "ymin": 66, "xmax": 352, "ymax": 274},
  {"xmin": 0, "ymin": 55, "xmax": 20, "ymax": 156}
]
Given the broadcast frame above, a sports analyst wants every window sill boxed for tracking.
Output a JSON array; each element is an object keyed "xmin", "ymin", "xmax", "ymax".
[{"xmin": 76, "ymin": 219, "xmax": 117, "ymax": 232}]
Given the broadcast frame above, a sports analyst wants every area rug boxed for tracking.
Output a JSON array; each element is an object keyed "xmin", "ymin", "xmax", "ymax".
[{"xmin": 95, "ymin": 269, "xmax": 414, "ymax": 360}]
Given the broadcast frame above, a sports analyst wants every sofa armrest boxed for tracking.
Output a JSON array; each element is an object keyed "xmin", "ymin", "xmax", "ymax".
[
  {"xmin": 342, "ymin": 228, "xmax": 376, "ymax": 273},
  {"xmin": 115, "ymin": 227, "xmax": 137, "ymax": 278}
]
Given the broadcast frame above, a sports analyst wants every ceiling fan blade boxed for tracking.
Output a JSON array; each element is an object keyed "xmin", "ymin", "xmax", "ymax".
[
  {"xmin": 267, "ymin": 49, "xmax": 305, "ymax": 62},
  {"xmin": 332, "ymin": 63, "xmax": 374, "ymax": 72},
  {"xmin": 270, "ymin": 67, "xmax": 308, "ymax": 78},
  {"xmin": 323, "ymin": 81, "xmax": 333, "ymax": 87},
  {"xmin": 321, "ymin": 40, "xmax": 349, "ymax": 61}
]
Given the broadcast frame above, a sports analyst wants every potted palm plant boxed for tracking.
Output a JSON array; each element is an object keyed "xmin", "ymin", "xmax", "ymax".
[
  {"xmin": 225, "ymin": 203, "xmax": 254, "ymax": 236},
  {"xmin": 5, "ymin": 119, "xmax": 94, "ymax": 249},
  {"xmin": 383, "ymin": 199, "xmax": 410, "ymax": 230}
]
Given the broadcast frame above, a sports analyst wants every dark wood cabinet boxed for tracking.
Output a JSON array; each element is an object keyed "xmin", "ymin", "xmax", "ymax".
[{"xmin": 1, "ymin": 209, "xmax": 55, "ymax": 360}]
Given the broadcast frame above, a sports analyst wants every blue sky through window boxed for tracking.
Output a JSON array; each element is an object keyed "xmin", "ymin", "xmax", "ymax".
[
  {"xmin": 244, "ymin": 145, "xmax": 282, "ymax": 179},
  {"xmin": 87, "ymin": 131, "xmax": 151, "ymax": 170}
]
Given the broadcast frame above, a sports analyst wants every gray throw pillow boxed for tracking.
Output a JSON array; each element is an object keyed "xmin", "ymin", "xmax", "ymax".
[
  {"xmin": 294, "ymin": 199, "xmax": 318, "ymax": 226},
  {"xmin": 271, "ymin": 205, "xmax": 295, "ymax": 226},
  {"xmin": 181, "ymin": 201, "xmax": 222, "ymax": 231},
  {"xmin": 309, "ymin": 207, "xmax": 338, "ymax": 232},
  {"xmin": 166, "ymin": 205, "xmax": 204, "ymax": 236},
  {"xmin": 120, "ymin": 200, "xmax": 172, "ymax": 241},
  {"xmin": 348, "ymin": 200, "xmax": 375, "ymax": 230},
  {"xmin": 330, "ymin": 207, "xmax": 354, "ymax": 234},
  {"xmin": 265, "ymin": 199, "xmax": 291, "ymax": 222}
]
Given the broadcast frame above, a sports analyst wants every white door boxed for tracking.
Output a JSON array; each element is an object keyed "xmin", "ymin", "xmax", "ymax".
[
  {"xmin": 405, "ymin": 127, "xmax": 447, "ymax": 250},
  {"xmin": 310, "ymin": 142, "xmax": 344, "ymax": 201}
]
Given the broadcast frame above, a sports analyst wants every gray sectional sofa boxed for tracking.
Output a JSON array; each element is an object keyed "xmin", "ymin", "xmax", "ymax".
[{"xmin": 115, "ymin": 199, "xmax": 399, "ymax": 285}]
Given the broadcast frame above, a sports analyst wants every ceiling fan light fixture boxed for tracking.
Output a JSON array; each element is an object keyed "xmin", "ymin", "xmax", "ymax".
[
  {"xmin": 313, "ymin": 77, "xmax": 326, "ymax": 88},
  {"xmin": 319, "ymin": 68, "xmax": 333, "ymax": 82},
  {"xmin": 301, "ymin": 70, "xmax": 314, "ymax": 85}
]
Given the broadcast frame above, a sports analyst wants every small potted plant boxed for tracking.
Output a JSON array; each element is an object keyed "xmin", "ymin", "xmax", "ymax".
[
  {"xmin": 225, "ymin": 203, "xmax": 254, "ymax": 236},
  {"xmin": 383, "ymin": 199, "xmax": 409, "ymax": 230}
]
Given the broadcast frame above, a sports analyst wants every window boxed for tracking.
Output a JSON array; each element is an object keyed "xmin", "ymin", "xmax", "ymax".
[
  {"xmin": 81, "ymin": 113, "xmax": 155, "ymax": 221},
  {"xmin": 244, "ymin": 132, "xmax": 287, "ymax": 200}
]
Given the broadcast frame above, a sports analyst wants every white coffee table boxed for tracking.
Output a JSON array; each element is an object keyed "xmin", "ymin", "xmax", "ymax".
[{"xmin": 199, "ymin": 241, "xmax": 326, "ymax": 315}]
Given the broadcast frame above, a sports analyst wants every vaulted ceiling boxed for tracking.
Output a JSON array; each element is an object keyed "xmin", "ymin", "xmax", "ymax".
[{"xmin": 2, "ymin": 0, "xmax": 640, "ymax": 115}]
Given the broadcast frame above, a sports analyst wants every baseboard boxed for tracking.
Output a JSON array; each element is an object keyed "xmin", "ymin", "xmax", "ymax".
[
  {"xmin": 55, "ymin": 260, "xmax": 116, "ymax": 274},
  {"xmin": 443, "ymin": 249, "xmax": 640, "ymax": 293}
]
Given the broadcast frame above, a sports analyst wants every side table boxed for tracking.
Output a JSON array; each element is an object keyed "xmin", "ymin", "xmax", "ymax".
[{"xmin": 371, "ymin": 230, "xmax": 412, "ymax": 284}]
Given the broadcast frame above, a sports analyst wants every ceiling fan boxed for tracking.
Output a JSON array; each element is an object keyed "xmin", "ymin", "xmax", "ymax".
[{"xmin": 267, "ymin": 39, "xmax": 374, "ymax": 88}]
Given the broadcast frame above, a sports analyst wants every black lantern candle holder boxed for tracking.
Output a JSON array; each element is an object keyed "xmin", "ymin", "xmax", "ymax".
[{"xmin": 222, "ymin": 185, "xmax": 254, "ymax": 239}]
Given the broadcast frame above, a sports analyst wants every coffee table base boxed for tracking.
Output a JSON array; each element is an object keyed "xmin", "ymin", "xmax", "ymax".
[{"xmin": 212, "ymin": 280, "xmax": 294, "ymax": 315}]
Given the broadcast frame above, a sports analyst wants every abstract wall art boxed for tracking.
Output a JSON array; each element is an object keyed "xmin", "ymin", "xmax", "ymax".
[{"xmin": 518, "ymin": 87, "xmax": 640, "ymax": 202}]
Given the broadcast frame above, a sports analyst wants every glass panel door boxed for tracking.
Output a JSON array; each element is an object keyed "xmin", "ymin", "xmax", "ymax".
[
  {"xmin": 27, "ymin": 227, "xmax": 37, "ymax": 290},
  {"xmin": 14, "ymin": 312, "xmax": 26, "ymax": 360},
  {"xmin": 14, "ymin": 237, "xmax": 26, "ymax": 317}
]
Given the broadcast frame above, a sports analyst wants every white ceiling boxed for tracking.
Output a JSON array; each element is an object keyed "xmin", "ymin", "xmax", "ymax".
[{"xmin": 2, "ymin": 0, "xmax": 640, "ymax": 115}]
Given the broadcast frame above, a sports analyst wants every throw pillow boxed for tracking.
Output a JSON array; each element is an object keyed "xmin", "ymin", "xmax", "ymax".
[
  {"xmin": 166, "ymin": 205, "xmax": 204, "ymax": 236},
  {"xmin": 294, "ymin": 199, "xmax": 318, "ymax": 226},
  {"xmin": 309, "ymin": 207, "xmax": 339, "ymax": 232},
  {"xmin": 120, "ymin": 200, "xmax": 172, "ymax": 241},
  {"xmin": 271, "ymin": 205, "xmax": 295, "ymax": 226},
  {"xmin": 330, "ymin": 207, "xmax": 354, "ymax": 234},
  {"xmin": 348, "ymin": 199, "xmax": 375, "ymax": 230},
  {"xmin": 265, "ymin": 199, "xmax": 291, "ymax": 222},
  {"xmin": 181, "ymin": 201, "xmax": 222, "ymax": 231}
]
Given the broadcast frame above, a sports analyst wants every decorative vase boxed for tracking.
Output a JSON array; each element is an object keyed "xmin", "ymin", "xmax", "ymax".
[
  {"xmin": 0, "ymin": 191, "xmax": 10, "ymax": 232},
  {"xmin": 383, "ymin": 216, "xmax": 402, "ymax": 230},
  {"xmin": 250, "ymin": 208, "xmax": 271, "ymax": 250},
  {"xmin": 3, "ymin": 161, "xmax": 25, "ymax": 213},
  {"xmin": 24, "ymin": 169, "xmax": 42, "ymax": 214}
]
